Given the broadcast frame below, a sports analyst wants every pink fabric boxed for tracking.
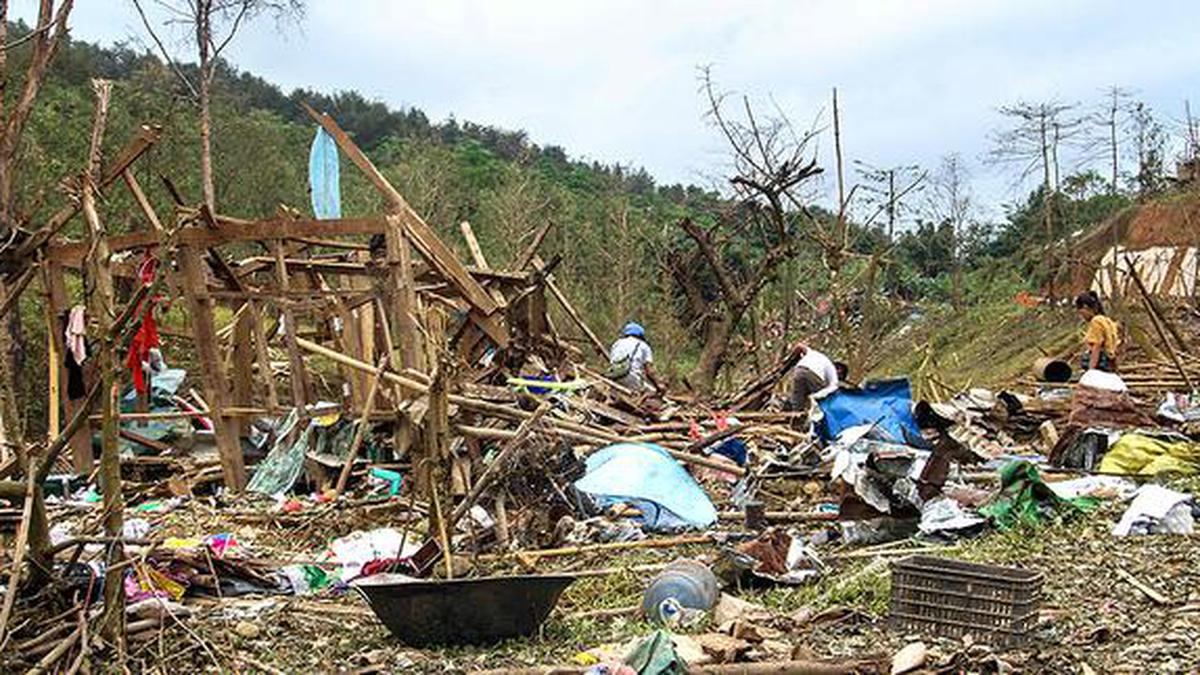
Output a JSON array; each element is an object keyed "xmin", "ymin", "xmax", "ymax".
[{"xmin": 65, "ymin": 305, "xmax": 87, "ymax": 364}]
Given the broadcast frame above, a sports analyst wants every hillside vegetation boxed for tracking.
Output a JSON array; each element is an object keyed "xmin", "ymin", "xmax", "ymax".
[{"xmin": 5, "ymin": 24, "xmax": 1191, "ymax": 430}]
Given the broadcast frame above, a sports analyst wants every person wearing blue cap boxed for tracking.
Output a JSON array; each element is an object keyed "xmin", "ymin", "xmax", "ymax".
[{"xmin": 607, "ymin": 321, "xmax": 663, "ymax": 393}]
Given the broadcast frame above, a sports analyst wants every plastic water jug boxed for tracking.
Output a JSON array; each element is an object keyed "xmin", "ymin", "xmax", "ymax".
[{"xmin": 640, "ymin": 559, "xmax": 719, "ymax": 623}]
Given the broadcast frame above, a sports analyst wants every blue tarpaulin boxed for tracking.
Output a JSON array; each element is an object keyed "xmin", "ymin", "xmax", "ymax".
[
  {"xmin": 816, "ymin": 378, "xmax": 928, "ymax": 448},
  {"xmin": 309, "ymin": 127, "xmax": 341, "ymax": 219},
  {"xmin": 574, "ymin": 443, "xmax": 717, "ymax": 531}
]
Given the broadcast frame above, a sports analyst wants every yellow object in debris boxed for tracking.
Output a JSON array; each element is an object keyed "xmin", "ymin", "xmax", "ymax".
[
  {"xmin": 571, "ymin": 651, "xmax": 600, "ymax": 666},
  {"xmin": 312, "ymin": 410, "xmax": 341, "ymax": 427},
  {"xmin": 161, "ymin": 536, "xmax": 204, "ymax": 550},
  {"xmin": 1099, "ymin": 433, "xmax": 1200, "ymax": 476},
  {"xmin": 135, "ymin": 563, "xmax": 186, "ymax": 601}
]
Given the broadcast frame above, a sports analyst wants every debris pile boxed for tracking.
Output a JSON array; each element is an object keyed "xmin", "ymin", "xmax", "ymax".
[{"xmin": 0, "ymin": 99, "xmax": 1198, "ymax": 674}]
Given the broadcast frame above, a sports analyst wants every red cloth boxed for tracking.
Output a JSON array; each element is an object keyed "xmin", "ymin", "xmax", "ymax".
[{"xmin": 126, "ymin": 306, "xmax": 160, "ymax": 394}]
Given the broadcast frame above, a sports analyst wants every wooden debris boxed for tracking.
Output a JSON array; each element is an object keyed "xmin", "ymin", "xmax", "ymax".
[{"xmin": 1115, "ymin": 566, "xmax": 1172, "ymax": 605}]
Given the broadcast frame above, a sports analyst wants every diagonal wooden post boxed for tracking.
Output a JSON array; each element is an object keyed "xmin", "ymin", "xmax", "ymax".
[
  {"xmin": 334, "ymin": 354, "xmax": 389, "ymax": 497},
  {"xmin": 300, "ymin": 102, "xmax": 507, "ymax": 349}
]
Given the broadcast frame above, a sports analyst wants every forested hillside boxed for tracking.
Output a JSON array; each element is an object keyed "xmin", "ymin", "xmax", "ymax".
[
  {"xmin": 5, "ymin": 22, "xmax": 1192, "ymax": 404},
  {"xmin": 12, "ymin": 27, "xmax": 720, "ymax": 380}
]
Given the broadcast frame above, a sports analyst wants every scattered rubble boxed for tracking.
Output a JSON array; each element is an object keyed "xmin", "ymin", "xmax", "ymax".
[{"xmin": 0, "ymin": 96, "xmax": 1198, "ymax": 675}]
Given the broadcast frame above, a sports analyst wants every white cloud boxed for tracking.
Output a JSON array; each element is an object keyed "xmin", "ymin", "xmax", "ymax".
[{"xmin": 10, "ymin": 0, "xmax": 1200, "ymax": 213}]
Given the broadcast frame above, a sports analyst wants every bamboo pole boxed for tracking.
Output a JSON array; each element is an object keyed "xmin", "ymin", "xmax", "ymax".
[
  {"xmin": 334, "ymin": 355, "xmax": 389, "ymax": 497},
  {"xmin": 449, "ymin": 401, "xmax": 551, "ymax": 529},
  {"xmin": 297, "ymin": 337, "xmax": 747, "ymax": 474},
  {"xmin": 0, "ymin": 469, "xmax": 36, "ymax": 646},
  {"xmin": 476, "ymin": 534, "xmax": 713, "ymax": 562},
  {"xmin": 1128, "ymin": 264, "xmax": 1194, "ymax": 391}
]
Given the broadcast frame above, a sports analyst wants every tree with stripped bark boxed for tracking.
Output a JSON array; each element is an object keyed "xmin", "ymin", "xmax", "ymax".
[
  {"xmin": 130, "ymin": 0, "xmax": 304, "ymax": 212},
  {"xmin": 0, "ymin": 1, "xmax": 74, "ymax": 452},
  {"xmin": 672, "ymin": 70, "xmax": 824, "ymax": 394}
]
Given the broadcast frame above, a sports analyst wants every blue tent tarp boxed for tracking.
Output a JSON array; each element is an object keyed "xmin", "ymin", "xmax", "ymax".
[
  {"xmin": 816, "ymin": 378, "xmax": 928, "ymax": 448},
  {"xmin": 574, "ymin": 443, "xmax": 717, "ymax": 531}
]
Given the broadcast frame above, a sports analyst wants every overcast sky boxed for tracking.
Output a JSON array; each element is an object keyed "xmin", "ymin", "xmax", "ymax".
[{"xmin": 13, "ymin": 0, "xmax": 1200, "ymax": 220}]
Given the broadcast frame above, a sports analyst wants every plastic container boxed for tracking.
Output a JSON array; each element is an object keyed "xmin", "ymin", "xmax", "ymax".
[
  {"xmin": 640, "ymin": 559, "xmax": 719, "ymax": 621},
  {"xmin": 1031, "ymin": 357, "xmax": 1072, "ymax": 383},
  {"xmin": 891, "ymin": 555, "xmax": 1042, "ymax": 647}
]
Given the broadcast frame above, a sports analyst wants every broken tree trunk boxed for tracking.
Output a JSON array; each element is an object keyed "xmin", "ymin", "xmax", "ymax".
[{"xmin": 82, "ymin": 78, "xmax": 125, "ymax": 648}]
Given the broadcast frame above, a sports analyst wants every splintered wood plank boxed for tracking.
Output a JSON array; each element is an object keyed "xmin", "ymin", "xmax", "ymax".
[
  {"xmin": 385, "ymin": 215, "xmax": 425, "ymax": 371},
  {"xmin": 177, "ymin": 243, "xmax": 247, "ymax": 490},
  {"xmin": 459, "ymin": 220, "xmax": 490, "ymax": 269},
  {"xmin": 301, "ymin": 102, "xmax": 501, "ymax": 316}
]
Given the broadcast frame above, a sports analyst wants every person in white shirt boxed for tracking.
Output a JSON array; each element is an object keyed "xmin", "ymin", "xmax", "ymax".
[
  {"xmin": 608, "ymin": 322, "xmax": 663, "ymax": 393},
  {"xmin": 787, "ymin": 344, "xmax": 843, "ymax": 416}
]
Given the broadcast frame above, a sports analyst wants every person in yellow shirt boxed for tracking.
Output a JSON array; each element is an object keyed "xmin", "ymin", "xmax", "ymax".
[{"xmin": 1075, "ymin": 291, "xmax": 1119, "ymax": 372}]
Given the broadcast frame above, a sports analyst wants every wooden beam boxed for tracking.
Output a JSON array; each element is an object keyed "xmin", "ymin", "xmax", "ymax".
[
  {"xmin": 513, "ymin": 220, "xmax": 553, "ymax": 270},
  {"xmin": 43, "ymin": 280, "xmax": 61, "ymax": 441},
  {"xmin": 43, "ymin": 263, "xmax": 91, "ymax": 474},
  {"xmin": 121, "ymin": 169, "xmax": 165, "ymax": 234},
  {"xmin": 300, "ymin": 102, "xmax": 501, "ymax": 316},
  {"xmin": 273, "ymin": 240, "xmax": 311, "ymax": 406},
  {"xmin": 44, "ymin": 215, "xmax": 391, "ymax": 264},
  {"xmin": 9, "ymin": 124, "xmax": 162, "ymax": 267},
  {"xmin": 230, "ymin": 306, "xmax": 255, "ymax": 437},
  {"xmin": 459, "ymin": 220, "xmax": 489, "ymax": 269},
  {"xmin": 533, "ymin": 254, "xmax": 607, "ymax": 360},
  {"xmin": 249, "ymin": 300, "xmax": 279, "ymax": 413},
  {"xmin": 177, "ymin": 243, "xmax": 246, "ymax": 490},
  {"xmin": 469, "ymin": 308, "xmax": 510, "ymax": 349},
  {"xmin": 385, "ymin": 215, "xmax": 424, "ymax": 371}
]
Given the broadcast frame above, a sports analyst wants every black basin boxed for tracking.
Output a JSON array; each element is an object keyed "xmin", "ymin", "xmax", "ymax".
[{"xmin": 353, "ymin": 573, "xmax": 576, "ymax": 646}]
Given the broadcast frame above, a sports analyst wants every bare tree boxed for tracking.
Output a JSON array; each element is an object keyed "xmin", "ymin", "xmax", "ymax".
[
  {"xmin": 0, "ymin": 1, "xmax": 74, "ymax": 452},
  {"xmin": 0, "ymin": 1, "xmax": 74, "ymax": 233},
  {"xmin": 853, "ymin": 160, "xmax": 925, "ymax": 241},
  {"xmin": 672, "ymin": 69, "xmax": 823, "ymax": 394},
  {"xmin": 1088, "ymin": 86, "xmax": 1135, "ymax": 194},
  {"xmin": 1184, "ymin": 100, "xmax": 1200, "ymax": 165},
  {"xmin": 988, "ymin": 100, "xmax": 1085, "ymax": 289},
  {"xmin": 130, "ymin": 0, "xmax": 304, "ymax": 211},
  {"xmin": 924, "ymin": 154, "xmax": 974, "ymax": 307},
  {"xmin": 1126, "ymin": 101, "xmax": 1167, "ymax": 197}
]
